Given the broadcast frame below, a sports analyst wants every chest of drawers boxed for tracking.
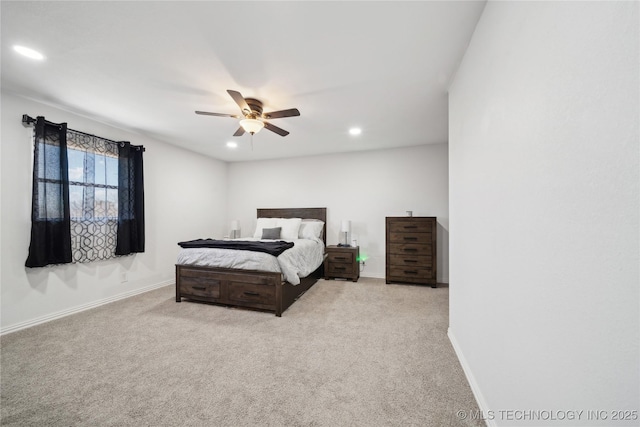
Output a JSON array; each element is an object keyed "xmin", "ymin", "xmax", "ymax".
[{"xmin": 385, "ymin": 217, "xmax": 437, "ymax": 287}]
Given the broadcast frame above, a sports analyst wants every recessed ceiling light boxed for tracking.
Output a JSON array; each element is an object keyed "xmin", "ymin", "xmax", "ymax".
[
  {"xmin": 13, "ymin": 45, "xmax": 45, "ymax": 60},
  {"xmin": 226, "ymin": 141, "xmax": 238, "ymax": 149},
  {"xmin": 349, "ymin": 127, "xmax": 362, "ymax": 136}
]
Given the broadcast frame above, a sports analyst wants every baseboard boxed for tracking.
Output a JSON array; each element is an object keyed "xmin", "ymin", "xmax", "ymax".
[
  {"xmin": 0, "ymin": 280, "xmax": 173, "ymax": 336},
  {"xmin": 448, "ymin": 328, "xmax": 494, "ymax": 427},
  {"xmin": 358, "ymin": 273, "xmax": 449, "ymax": 285}
]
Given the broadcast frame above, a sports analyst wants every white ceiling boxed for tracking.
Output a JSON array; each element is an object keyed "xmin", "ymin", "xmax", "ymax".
[{"xmin": 1, "ymin": 1, "xmax": 486, "ymax": 162}]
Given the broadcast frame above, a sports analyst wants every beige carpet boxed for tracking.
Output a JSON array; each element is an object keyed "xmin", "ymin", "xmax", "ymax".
[{"xmin": 1, "ymin": 278, "xmax": 483, "ymax": 426}]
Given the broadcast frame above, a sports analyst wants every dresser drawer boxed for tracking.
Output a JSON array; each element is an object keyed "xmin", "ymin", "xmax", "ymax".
[
  {"xmin": 388, "ymin": 254, "xmax": 432, "ymax": 268},
  {"xmin": 388, "ymin": 243, "xmax": 433, "ymax": 256},
  {"xmin": 328, "ymin": 252, "xmax": 354, "ymax": 264},
  {"xmin": 328, "ymin": 262, "xmax": 355, "ymax": 276},
  {"xmin": 388, "ymin": 232, "xmax": 432, "ymax": 244},
  {"xmin": 388, "ymin": 220, "xmax": 433, "ymax": 234},
  {"xmin": 388, "ymin": 266, "xmax": 434, "ymax": 281},
  {"xmin": 227, "ymin": 281, "xmax": 275, "ymax": 310}
]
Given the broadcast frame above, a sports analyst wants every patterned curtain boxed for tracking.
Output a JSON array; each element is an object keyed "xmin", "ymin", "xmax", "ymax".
[
  {"xmin": 66, "ymin": 130, "xmax": 120, "ymax": 263},
  {"xmin": 25, "ymin": 117, "xmax": 72, "ymax": 267},
  {"xmin": 115, "ymin": 142, "xmax": 145, "ymax": 255}
]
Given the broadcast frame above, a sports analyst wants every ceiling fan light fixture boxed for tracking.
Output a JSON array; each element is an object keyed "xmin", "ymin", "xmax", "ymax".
[{"xmin": 240, "ymin": 118, "xmax": 264, "ymax": 135}]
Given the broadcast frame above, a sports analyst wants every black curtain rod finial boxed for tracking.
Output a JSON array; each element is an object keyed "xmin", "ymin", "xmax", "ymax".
[{"xmin": 22, "ymin": 114, "xmax": 36, "ymax": 127}]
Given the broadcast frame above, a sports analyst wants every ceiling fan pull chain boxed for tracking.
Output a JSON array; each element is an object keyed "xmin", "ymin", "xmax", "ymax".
[{"xmin": 251, "ymin": 133, "xmax": 254, "ymax": 151}]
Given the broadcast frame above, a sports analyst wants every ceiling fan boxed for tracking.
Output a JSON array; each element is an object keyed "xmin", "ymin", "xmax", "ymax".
[{"xmin": 196, "ymin": 90, "xmax": 300, "ymax": 137}]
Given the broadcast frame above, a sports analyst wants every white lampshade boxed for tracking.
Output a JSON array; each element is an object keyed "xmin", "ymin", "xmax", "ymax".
[
  {"xmin": 239, "ymin": 118, "xmax": 264, "ymax": 134},
  {"xmin": 340, "ymin": 220, "xmax": 351, "ymax": 233},
  {"xmin": 230, "ymin": 220, "xmax": 241, "ymax": 239}
]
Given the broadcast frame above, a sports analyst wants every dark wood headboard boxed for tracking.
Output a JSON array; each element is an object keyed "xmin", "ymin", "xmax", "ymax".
[{"xmin": 257, "ymin": 207, "xmax": 327, "ymax": 244}]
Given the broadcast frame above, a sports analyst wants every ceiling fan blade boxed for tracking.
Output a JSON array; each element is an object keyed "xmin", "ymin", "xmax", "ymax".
[
  {"xmin": 263, "ymin": 108, "xmax": 300, "ymax": 119},
  {"xmin": 233, "ymin": 126, "xmax": 246, "ymax": 137},
  {"xmin": 227, "ymin": 90, "xmax": 252, "ymax": 115},
  {"xmin": 195, "ymin": 111, "xmax": 239, "ymax": 118},
  {"xmin": 264, "ymin": 122, "xmax": 290, "ymax": 137}
]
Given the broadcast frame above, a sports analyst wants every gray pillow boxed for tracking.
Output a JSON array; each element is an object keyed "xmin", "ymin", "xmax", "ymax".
[{"xmin": 261, "ymin": 227, "xmax": 281, "ymax": 239}]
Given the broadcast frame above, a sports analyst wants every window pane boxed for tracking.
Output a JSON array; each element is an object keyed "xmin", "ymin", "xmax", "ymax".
[
  {"xmin": 95, "ymin": 154, "xmax": 106, "ymax": 185},
  {"xmin": 68, "ymin": 148, "xmax": 85, "ymax": 183},
  {"xmin": 84, "ymin": 152, "xmax": 95, "ymax": 186},
  {"xmin": 107, "ymin": 188, "xmax": 118, "ymax": 218},
  {"xmin": 83, "ymin": 185, "xmax": 94, "ymax": 219},
  {"xmin": 94, "ymin": 187, "xmax": 107, "ymax": 218},
  {"xmin": 106, "ymin": 156, "xmax": 118, "ymax": 186},
  {"xmin": 69, "ymin": 185, "xmax": 84, "ymax": 219}
]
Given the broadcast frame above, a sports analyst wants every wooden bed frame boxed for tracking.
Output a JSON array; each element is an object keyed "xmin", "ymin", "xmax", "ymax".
[{"xmin": 175, "ymin": 207, "xmax": 327, "ymax": 316}]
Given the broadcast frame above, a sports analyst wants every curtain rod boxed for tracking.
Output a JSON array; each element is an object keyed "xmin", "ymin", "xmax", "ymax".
[{"xmin": 22, "ymin": 114, "xmax": 145, "ymax": 152}]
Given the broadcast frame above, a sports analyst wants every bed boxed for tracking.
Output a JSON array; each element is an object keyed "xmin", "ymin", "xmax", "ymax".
[{"xmin": 175, "ymin": 207, "xmax": 326, "ymax": 316}]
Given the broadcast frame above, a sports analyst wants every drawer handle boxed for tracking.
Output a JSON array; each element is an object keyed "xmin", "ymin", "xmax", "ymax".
[
  {"xmin": 335, "ymin": 256, "xmax": 347, "ymax": 260},
  {"xmin": 404, "ymin": 270, "xmax": 418, "ymax": 275},
  {"xmin": 335, "ymin": 266, "xmax": 346, "ymax": 270},
  {"xmin": 244, "ymin": 291, "xmax": 260, "ymax": 296},
  {"xmin": 403, "ymin": 237, "xmax": 418, "ymax": 241},
  {"xmin": 192, "ymin": 286, "xmax": 206, "ymax": 291},
  {"xmin": 403, "ymin": 225, "xmax": 418, "ymax": 229},
  {"xmin": 404, "ymin": 248, "xmax": 418, "ymax": 252},
  {"xmin": 404, "ymin": 259, "xmax": 418, "ymax": 263}
]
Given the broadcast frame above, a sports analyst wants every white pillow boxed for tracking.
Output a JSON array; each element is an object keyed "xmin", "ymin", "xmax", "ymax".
[
  {"xmin": 274, "ymin": 217, "xmax": 302, "ymax": 241},
  {"xmin": 253, "ymin": 217, "xmax": 278, "ymax": 238},
  {"xmin": 298, "ymin": 219, "xmax": 325, "ymax": 240}
]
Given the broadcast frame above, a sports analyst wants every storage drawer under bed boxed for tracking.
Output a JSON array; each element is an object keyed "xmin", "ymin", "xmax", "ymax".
[
  {"xmin": 227, "ymin": 281, "xmax": 276, "ymax": 311},
  {"xmin": 178, "ymin": 267, "xmax": 222, "ymax": 300},
  {"xmin": 176, "ymin": 265, "xmax": 280, "ymax": 312}
]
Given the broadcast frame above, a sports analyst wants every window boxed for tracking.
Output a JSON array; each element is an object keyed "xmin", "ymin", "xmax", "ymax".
[
  {"xmin": 68, "ymin": 145, "xmax": 119, "ymax": 220},
  {"xmin": 26, "ymin": 116, "xmax": 145, "ymax": 268}
]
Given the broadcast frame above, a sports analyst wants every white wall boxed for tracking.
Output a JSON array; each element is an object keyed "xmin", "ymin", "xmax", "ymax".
[
  {"xmin": 227, "ymin": 144, "xmax": 449, "ymax": 282},
  {"xmin": 0, "ymin": 92, "xmax": 228, "ymax": 333},
  {"xmin": 449, "ymin": 2, "xmax": 638, "ymax": 426}
]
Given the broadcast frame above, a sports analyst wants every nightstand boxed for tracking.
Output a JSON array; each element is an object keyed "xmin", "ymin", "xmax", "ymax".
[{"xmin": 324, "ymin": 245, "xmax": 359, "ymax": 282}]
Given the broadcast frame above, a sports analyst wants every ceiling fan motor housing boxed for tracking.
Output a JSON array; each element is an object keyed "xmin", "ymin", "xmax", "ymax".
[{"xmin": 244, "ymin": 98, "xmax": 263, "ymax": 117}]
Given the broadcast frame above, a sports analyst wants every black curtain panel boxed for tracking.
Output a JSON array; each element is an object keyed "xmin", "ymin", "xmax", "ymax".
[
  {"xmin": 25, "ymin": 117, "xmax": 73, "ymax": 267},
  {"xmin": 115, "ymin": 142, "xmax": 145, "ymax": 255}
]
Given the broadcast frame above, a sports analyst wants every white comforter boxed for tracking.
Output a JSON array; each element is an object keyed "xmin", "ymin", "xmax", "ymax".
[{"xmin": 176, "ymin": 237, "xmax": 325, "ymax": 285}]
